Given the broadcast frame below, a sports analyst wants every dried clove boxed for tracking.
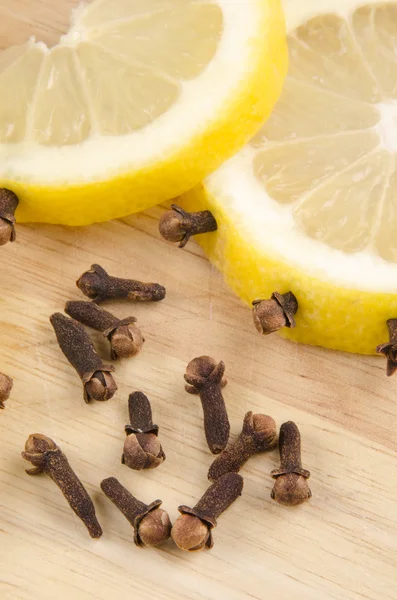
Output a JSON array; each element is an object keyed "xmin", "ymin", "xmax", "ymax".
[
  {"xmin": 271, "ymin": 421, "xmax": 311, "ymax": 506},
  {"xmin": 101, "ymin": 477, "xmax": 171, "ymax": 547},
  {"xmin": 0, "ymin": 372, "xmax": 13, "ymax": 409},
  {"xmin": 171, "ymin": 473, "xmax": 243, "ymax": 551},
  {"xmin": 0, "ymin": 188, "xmax": 18, "ymax": 246},
  {"xmin": 376, "ymin": 319, "xmax": 397, "ymax": 376},
  {"xmin": 184, "ymin": 356, "xmax": 230, "ymax": 454},
  {"xmin": 252, "ymin": 292, "xmax": 298, "ymax": 335},
  {"xmin": 50, "ymin": 313, "xmax": 117, "ymax": 403},
  {"xmin": 77, "ymin": 264, "xmax": 166, "ymax": 303},
  {"xmin": 22, "ymin": 434, "xmax": 102, "ymax": 538},
  {"xmin": 208, "ymin": 411, "xmax": 277, "ymax": 481},
  {"xmin": 65, "ymin": 300, "xmax": 144, "ymax": 360},
  {"xmin": 159, "ymin": 204, "xmax": 218, "ymax": 248},
  {"xmin": 122, "ymin": 391, "xmax": 165, "ymax": 470}
]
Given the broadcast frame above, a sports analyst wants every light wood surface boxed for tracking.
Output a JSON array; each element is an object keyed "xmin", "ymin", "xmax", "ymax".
[{"xmin": 1, "ymin": 3, "xmax": 397, "ymax": 600}]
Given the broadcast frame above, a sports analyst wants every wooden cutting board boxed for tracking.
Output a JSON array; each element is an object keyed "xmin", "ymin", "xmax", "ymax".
[{"xmin": 1, "ymin": 3, "xmax": 397, "ymax": 599}]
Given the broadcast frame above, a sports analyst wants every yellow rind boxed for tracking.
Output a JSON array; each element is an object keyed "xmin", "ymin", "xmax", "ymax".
[
  {"xmin": 180, "ymin": 183, "xmax": 393, "ymax": 355},
  {"xmin": 0, "ymin": 0, "xmax": 287, "ymax": 226}
]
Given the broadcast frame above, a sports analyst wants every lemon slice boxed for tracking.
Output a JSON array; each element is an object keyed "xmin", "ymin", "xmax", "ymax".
[
  {"xmin": 181, "ymin": 0, "xmax": 397, "ymax": 354},
  {"xmin": 0, "ymin": 0, "xmax": 287, "ymax": 225}
]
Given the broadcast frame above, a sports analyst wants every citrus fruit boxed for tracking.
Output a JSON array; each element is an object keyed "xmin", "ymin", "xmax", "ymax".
[
  {"xmin": 0, "ymin": 0, "xmax": 287, "ymax": 225},
  {"xmin": 180, "ymin": 0, "xmax": 397, "ymax": 354}
]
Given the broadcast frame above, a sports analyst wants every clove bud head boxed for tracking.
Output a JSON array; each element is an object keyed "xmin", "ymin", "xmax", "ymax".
[
  {"xmin": 271, "ymin": 473, "xmax": 312, "ymax": 506},
  {"xmin": 0, "ymin": 373, "xmax": 13, "ymax": 409},
  {"xmin": 138, "ymin": 508, "xmax": 172, "ymax": 547},
  {"xmin": 187, "ymin": 355, "xmax": 216, "ymax": 378},
  {"xmin": 0, "ymin": 188, "xmax": 18, "ymax": 245},
  {"xmin": 159, "ymin": 211, "xmax": 187, "ymax": 244},
  {"xmin": 24, "ymin": 433, "xmax": 57, "ymax": 455},
  {"xmin": 77, "ymin": 268, "xmax": 104, "ymax": 300},
  {"xmin": 171, "ymin": 514, "xmax": 210, "ymax": 552},
  {"xmin": 252, "ymin": 298, "xmax": 287, "ymax": 335},
  {"xmin": 252, "ymin": 414, "xmax": 277, "ymax": 441},
  {"xmin": 85, "ymin": 371, "xmax": 117, "ymax": 402},
  {"xmin": 123, "ymin": 433, "xmax": 164, "ymax": 470},
  {"xmin": 252, "ymin": 292, "xmax": 298, "ymax": 335},
  {"xmin": 110, "ymin": 323, "xmax": 144, "ymax": 359},
  {"xmin": 185, "ymin": 355, "xmax": 227, "ymax": 388},
  {"xmin": 0, "ymin": 219, "xmax": 14, "ymax": 246},
  {"xmin": 159, "ymin": 205, "xmax": 217, "ymax": 248}
]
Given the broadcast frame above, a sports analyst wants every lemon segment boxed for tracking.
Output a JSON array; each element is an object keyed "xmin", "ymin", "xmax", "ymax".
[
  {"xmin": 0, "ymin": 43, "xmax": 44, "ymax": 143},
  {"xmin": 181, "ymin": 0, "xmax": 397, "ymax": 354},
  {"xmin": 0, "ymin": 0, "xmax": 287, "ymax": 225},
  {"xmin": 31, "ymin": 47, "xmax": 91, "ymax": 146}
]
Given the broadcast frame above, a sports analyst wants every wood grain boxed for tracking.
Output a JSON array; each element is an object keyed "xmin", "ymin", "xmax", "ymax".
[{"xmin": 1, "ymin": 4, "xmax": 397, "ymax": 600}]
